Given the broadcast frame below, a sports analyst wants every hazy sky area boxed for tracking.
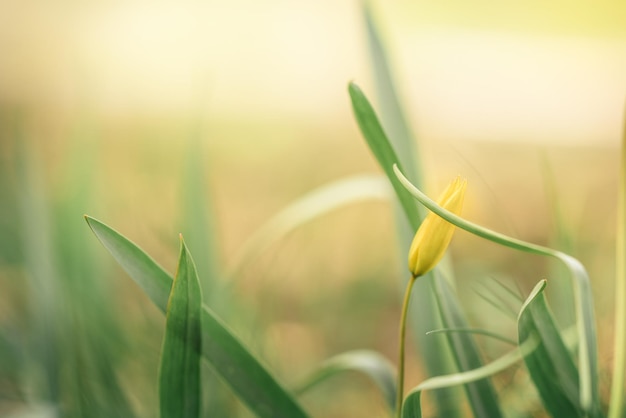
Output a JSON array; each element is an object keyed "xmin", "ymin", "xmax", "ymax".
[{"xmin": 1, "ymin": 0, "xmax": 626, "ymax": 145}]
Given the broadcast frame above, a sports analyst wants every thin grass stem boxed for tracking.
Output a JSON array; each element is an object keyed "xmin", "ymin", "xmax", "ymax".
[
  {"xmin": 396, "ymin": 275, "xmax": 417, "ymax": 418},
  {"xmin": 426, "ymin": 328, "xmax": 517, "ymax": 346},
  {"xmin": 608, "ymin": 112, "xmax": 626, "ymax": 418}
]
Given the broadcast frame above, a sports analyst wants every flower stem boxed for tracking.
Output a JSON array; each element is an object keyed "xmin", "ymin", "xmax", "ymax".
[{"xmin": 396, "ymin": 275, "xmax": 417, "ymax": 418}]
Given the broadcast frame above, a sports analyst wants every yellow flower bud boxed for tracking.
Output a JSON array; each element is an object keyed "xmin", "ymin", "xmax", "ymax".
[{"xmin": 408, "ymin": 176, "xmax": 467, "ymax": 277}]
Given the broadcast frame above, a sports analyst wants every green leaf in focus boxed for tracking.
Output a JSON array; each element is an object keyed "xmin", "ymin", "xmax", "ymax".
[
  {"xmin": 159, "ymin": 236, "xmax": 203, "ymax": 418},
  {"xmin": 294, "ymin": 349, "xmax": 397, "ymax": 411},
  {"xmin": 84, "ymin": 216, "xmax": 310, "ymax": 418},
  {"xmin": 518, "ymin": 280, "xmax": 583, "ymax": 417},
  {"xmin": 348, "ymin": 82, "xmax": 421, "ymax": 232}
]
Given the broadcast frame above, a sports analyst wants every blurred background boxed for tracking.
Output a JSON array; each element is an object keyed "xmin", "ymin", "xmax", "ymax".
[{"xmin": 1, "ymin": 0, "xmax": 626, "ymax": 417}]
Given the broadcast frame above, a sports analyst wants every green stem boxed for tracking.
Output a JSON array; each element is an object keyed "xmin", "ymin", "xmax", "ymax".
[{"xmin": 396, "ymin": 275, "xmax": 417, "ymax": 418}]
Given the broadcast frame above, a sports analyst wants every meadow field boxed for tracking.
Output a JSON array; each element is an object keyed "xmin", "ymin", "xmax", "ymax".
[{"xmin": 1, "ymin": 2, "xmax": 625, "ymax": 417}]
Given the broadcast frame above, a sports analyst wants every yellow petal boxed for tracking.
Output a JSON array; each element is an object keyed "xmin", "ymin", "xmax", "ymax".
[{"xmin": 408, "ymin": 176, "xmax": 467, "ymax": 277}]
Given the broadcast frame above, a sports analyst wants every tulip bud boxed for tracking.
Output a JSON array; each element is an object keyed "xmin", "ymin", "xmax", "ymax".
[{"xmin": 408, "ymin": 176, "xmax": 467, "ymax": 277}]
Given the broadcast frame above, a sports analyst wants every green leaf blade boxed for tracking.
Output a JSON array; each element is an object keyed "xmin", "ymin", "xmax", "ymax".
[
  {"xmin": 433, "ymin": 275, "xmax": 504, "ymax": 418},
  {"xmin": 518, "ymin": 280, "xmax": 584, "ymax": 417},
  {"xmin": 159, "ymin": 236, "xmax": 203, "ymax": 418},
  {"xmin": 84, "ymin": 216, "xmax": 172, "ymax": 311},
  {"xmin": 85, "ymin": 216, "xmax": 310, "ymax": 418},
  {"xmin": 295, "ymin": 349, "xmax": 397, "ymax": 411},
  {"xmin": 348, "ymin": 82, "xmax": 421, "ymax": 232},
  {"xmin": 362, "ymin": 3, "xmax": 422, "ymax": 187}
]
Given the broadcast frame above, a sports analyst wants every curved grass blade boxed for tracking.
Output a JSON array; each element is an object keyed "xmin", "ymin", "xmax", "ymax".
[
  {"xmin": 294, "ymin": 350, "xmax": 397, "ymax": 411},
  {"xmin": 394, "ymin": 165, "xmax": 601, "ymax": 415},
  {"xmin": 159, "ymin": 236, "xmax": 203, "ymax": 418},
  {"xmin": 518, "ymin": 281, "xmax": 583, "ymax": 417},
  {"xmin": 401, "ymin": 330, "xmax": 541, "ymax": 418},
  {"xmin": 84, "ymin": 216, "xmax": 309, "ymax": 418},
  {"xmin": 426, "ymin": 329, "xmax": 517, "ymax": 346},
  {"xmin": 227, "ymin": 175, "xmax": 391, "ymax": 278}
]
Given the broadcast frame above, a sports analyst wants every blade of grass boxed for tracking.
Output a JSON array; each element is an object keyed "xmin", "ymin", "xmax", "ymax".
[
  {"xmin": 360, "ymin": 10, "xmax": 462, "ymax": 414},
  {"xmin": 401, "ymin": 328, "xmax": 542, "ymax": 418},
  {"xmin": 518, "ymin": 281, "xmax": 583, "ymax": 417},
  {"xmin": 394, "ymin": 164, "xmax": 601, "ymax": 415},
  {"xmin": 540, "ymin": 152, "xmax": 576, "ymax": 328},
  {"xmin": 16, "ymin": 141, "xmax": 61, "ymax": 405},
  {"xmin": 362, "ymin": 1, "xmax": 422, "ymax": 188},
  {"xmin": 84, "ymin": 216, "xmax": 309, "ymax": 418},
  {"xmin": 608, "ymin": 109, "xmax": 626, "ymax": 418},
  {"xmin": 489, "ymin": 277, "xmax": 523, "ymax": 302},
  {"xmin": 180, "ymin": 132, "xmax": 234, "ymax": 414},
  {"xmin": 57, "ymin": 122, "xmax": 136, "ymax": 418},
  {"xmin": 159, "ymin": 236, "xmax": 203, "ymax": 418},
  {"xmin": 348, "ymin": 83, "xmax": 420, "ymax": 232},
  {"xmin": 432, "ymin": 273, "xmax": 504, "ymax": 418},
  {"xmin": 426, "ymin": 329, "xmax": 517, "ymax": 346},
  {"xmin": 227, "ymin": 174, "xmax": 391, "ymax": 278},
  {"xmin": 180, "ymin": 133, "xmax": 221, "ymax": 297},
  {"xmin": 349, "ymin": 83, "xmax": 502, "ymax": 417},
  {"xmin": 472, "ymin": 286, "xmax": 519, "ymax": 320},
  {"xmin": 294, "ymin": 350, "xmax": 397, "ymax": 411}
]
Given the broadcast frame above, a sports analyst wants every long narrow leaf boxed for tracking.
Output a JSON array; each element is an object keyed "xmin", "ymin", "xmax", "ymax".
[
  {"xmin": 180, "ymin": 133, "xmax": 234, "ymax": 414},
  {"xmin": 16, "ymin": 142, "xmax": 61, "ymax": 404},
  {"xmin": 180, "ymin": 134, "xmax": 221, "ymax": 296},
  {"xmin": 394, "ymin": 164, "xmax": 601, "ymax": 415},
  {"xmin": 402, "ymin": 327, "xmax": 541, "ymax": 418},
  {"xmin": 349, "ymin": 82, "xmax": 502, "ymax": 417},
  {"xmin": 518, "ymin": 281, "xmax": 583, "ymax": 417},
  {"xmin": 84, "ymin": 216, "xmax": 309, "ymax": 418},
  {"xmin": 294, "ymin": 350, "xmax": 396, "ymax": 411},
  {"xmin": 608, "ymin": 109, "xmax": 626, "ymax": 418},
  {"xmin": 362, "ymin": 3, "xmax": 422, "ymax": 187},
  {"xmin": 227, "ymin": 175, "xmax": 391, "ymax": 278},
  {"xmin": 425, "ymin": 329, "xmax": 517, "ymax": 346},
  {"xmin": 348, "ymin": 82, "xmax": 420, "ymax": 232},
  {"xmin": 159, "ymin": 236, "xmax": 203, "ymax": 418},
  {"xmin": 432, "ymin": 273, "xmax": 504, "ymax": 418}
]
